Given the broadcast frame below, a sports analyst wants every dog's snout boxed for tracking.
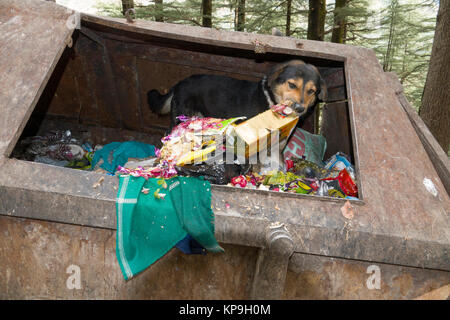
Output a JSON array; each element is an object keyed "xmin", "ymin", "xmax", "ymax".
[{"xmin": 293, "ymin": 103, "xmax": 305, "ymax": 113}]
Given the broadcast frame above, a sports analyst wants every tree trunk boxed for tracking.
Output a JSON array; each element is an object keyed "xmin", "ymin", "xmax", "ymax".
[
  {"xmin": 286, "ymin": 0, "xmax": 292, "ymax": 36},
  {"xmin": 420, "ymin": 0, "xmax": 450, "ymax": 153},
  {"xmin": 383, "ymin": 0, "xmax": 398, "ymax": 72},
  {"xmin": 331, "ymin": 0, "xmax": 347, "ymax": 43},
  {"xmin": 235, "ymin": 0, "xmax": 245, "ymax": 31},
  {"xmin": 202, "ymin": 0, "xmax": 212, "ymax": 28},
  {"xmin": 154, "ymin": 0, "xmax": 163, "ymax": 22},
  {"xmin": 121, "ymin": 0, "xmax": 134, "ymax": 16},
  {"xmin": 307, "ymin": 0, "xmax": 326, "ymax": 41}
]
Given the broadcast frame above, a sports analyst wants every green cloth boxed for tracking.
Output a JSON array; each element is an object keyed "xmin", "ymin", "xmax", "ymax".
[
  {"xmin": 92, "ymin": 141, "xmax": 156, "ymax": 174},
  {"xmin": 116, "ymin": 175, "xmax": 223, "ymax": 280}
]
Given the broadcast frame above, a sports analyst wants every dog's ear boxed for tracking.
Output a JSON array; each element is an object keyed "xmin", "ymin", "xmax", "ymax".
[
  {"xmin": 310, "ymin": 65, "xmax": 327, "ymax": 102},
  {"xmin": 267, "ymin": 62, "xmax": 288, "ymax": 88},
  {"xmin": 318, "ymin": 76, "xmax": 327, "ymax": 102}
]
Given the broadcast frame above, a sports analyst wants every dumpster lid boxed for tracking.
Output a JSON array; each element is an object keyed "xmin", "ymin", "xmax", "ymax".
[{"xmin": 0, "ymin": 0, "xmax": 74, "ymax": 157}]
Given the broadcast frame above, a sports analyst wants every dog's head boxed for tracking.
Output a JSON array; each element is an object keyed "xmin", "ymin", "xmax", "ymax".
[{"xmin": 266, "ymin": 60, "xmax": 327, "ymax": 116}]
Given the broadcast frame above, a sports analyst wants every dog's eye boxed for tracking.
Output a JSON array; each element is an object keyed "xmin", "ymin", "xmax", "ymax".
[
  {"xmin": 308, "ymin": 89, "xmax": 315, "ymax": 95},
  {"xmin": 288, "ymin": 82, "xmax": 297, "ymax": 89}
]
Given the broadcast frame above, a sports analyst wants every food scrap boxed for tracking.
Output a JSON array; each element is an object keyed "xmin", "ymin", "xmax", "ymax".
[{"xmin": 270, "ymin": 100, "xmax": 294, "ymax": 117}]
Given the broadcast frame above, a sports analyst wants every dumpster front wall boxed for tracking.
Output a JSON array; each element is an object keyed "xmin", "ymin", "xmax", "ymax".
[
  {"xmin": 0, "ymin": 216, "xmax": 258, "ymax": 299},
  {"xmin": 283, "ymin": 253, "xmax": 450, "ymax": 299},
  {"xmin": 1, "ymin": 215, "xmax": 447, "ymax": 299}
]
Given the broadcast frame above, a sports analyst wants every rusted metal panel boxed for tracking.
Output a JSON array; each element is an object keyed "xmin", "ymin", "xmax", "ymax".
[
  {"xmin": 80, "ymin": 31, "xmax": 123, "ymax": 129},
  {"xmin": 385, "ymin": 72, "xmax": 450, "ymax": 196},
  {"xmin": 320, "ymin": 67, "xmax": 346, "ymax": 102},
  {"xmin": 102, "ymin": 32, "xmax": 271, "ymax": 78},
  {"xmin": 32, "ymin": 47, "xmax": 80, "ymax": 119},
  {"xmin": 321, "ymin": 101, "xmax": 353, "ymax": 160},
  {"xmin": 0, "ymin": 0, "xmax": 74, "ymax": 157},
  {"xmin": 344, "ymin": 50, "xmax": 449, "ymax": 244},
  {"xmin": 107, "ymin": 50, "xmax": 143, "ymax": 132},
  {"xmin": 0, "ymin": 216, "xmax": 258, "ymax": 299},
  {"xmin": 283, "ymin": 253, "xmax": 450, "ymax": 299},
  {"xmin": 1, "ymin": 156, "xmax": 448, "ymax": 271},
  {"xmin": 80, "ymin": 13, "xmax": 347, "ymax": 64}
]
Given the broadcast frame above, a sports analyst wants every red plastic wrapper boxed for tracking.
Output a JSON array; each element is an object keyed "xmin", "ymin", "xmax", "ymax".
[
  {"xmin": 321, "ymin": 168, "xmax": 358, "ymax": 197},
  {"xmin": 230, "ymin": 173, "xmax": 264, "ymax": 188},
  {"xmin": 305, "ymin": 179, "xmax": 320, "ymax": 191},
  {"xmin": 285, "ymin": 159, "xmax": 294, "ymax": 171},
  {"xmin": 231, "ymin": 175, "xmax": 247, "ymax": 188}
]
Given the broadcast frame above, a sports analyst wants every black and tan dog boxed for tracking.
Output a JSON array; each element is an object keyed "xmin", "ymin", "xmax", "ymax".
[{"xmin": 147, "ymin": 60, "xmax": 327, "ymax": 129}]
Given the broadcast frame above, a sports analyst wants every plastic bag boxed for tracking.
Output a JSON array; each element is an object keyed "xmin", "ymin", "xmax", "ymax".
[
  {"xmin": 318, "ymin": 168, "xmax": 358, "ymax": 198},
  {"xmin": 289, "ymin": 157, "xmax": 330, "ymax": 179},
  {"xmin": 176, "ymin": 163, "xmax": 250, "ymax": 185},
  {"xmin": 324, "ymin": 152, "xmax": 356, "ymax": 180},
  {"xmin": 283, "ymin": 127, "xmax": 327, "ymax": 166}
]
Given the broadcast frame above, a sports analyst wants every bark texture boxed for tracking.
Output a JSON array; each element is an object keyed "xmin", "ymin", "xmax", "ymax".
[
  {"xmin": 307, "ymin": 0, "xmax": 326, "ymax": 41},
  {"xmin": 286, "ymin": 0, "xmax": 292, "ymax": 36},
  {"xmin": 121, "ymin": 0, "xmax": 134, "ymax": 16},
  {"xmin": 420, "ymin": 0, "xmax": 450, "ymax": 153},
  {"xmin": 154, "ymin": 0, "xmax": 163, "ymax": 22},
  {"xmin": 202, "ymin": 0, "xmax": 212, "ymax": 28},
  {"xmin": 331, "ymin": 0, "xmax": 347, "ymax": 43},
  {"xmin": 235, "ymin": 0, "xmax": 245, "ymax": 31}
]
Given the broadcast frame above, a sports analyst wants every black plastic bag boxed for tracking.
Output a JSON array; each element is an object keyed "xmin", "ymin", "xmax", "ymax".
[{"xmin": 175, "ymin": 163, "xmax": 250, "ymax": 185}]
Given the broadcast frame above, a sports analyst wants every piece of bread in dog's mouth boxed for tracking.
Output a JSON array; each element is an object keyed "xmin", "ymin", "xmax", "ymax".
[{"xmin": 270, "ymin": 100, "xmax": 295, "ymax": 117}]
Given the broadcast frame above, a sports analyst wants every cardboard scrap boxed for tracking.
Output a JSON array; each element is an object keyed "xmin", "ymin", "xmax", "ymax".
[{"xmin": 229, "ymin": 109, "xmax": 299, "ymax": 158}]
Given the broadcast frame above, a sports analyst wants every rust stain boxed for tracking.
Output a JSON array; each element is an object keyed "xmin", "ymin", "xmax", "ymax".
[
  {"xmin": 251, "ymin": 39, "xmax": 270, "ymax": 54},
  {"xmin": 341, "ymin": 200, "xmax": 355, "ymax": 219},
  {"xmin": 0, "ymin": 216, "xmax": 258, "ymax": 299},
  {"xmin": 392, "ymin": 273, "xmax": 414, "ymax": 297},
  {"xmin": 283, "ymin": 255, "xmax": 449, "ymax": 300}
]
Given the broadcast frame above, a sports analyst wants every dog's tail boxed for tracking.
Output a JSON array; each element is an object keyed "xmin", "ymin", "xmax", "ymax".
[{"xmin": 147, "ymin": 89, "xmax": 173, "ymax": 115}]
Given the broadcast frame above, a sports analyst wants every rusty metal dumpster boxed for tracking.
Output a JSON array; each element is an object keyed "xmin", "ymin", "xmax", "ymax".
[{"xmin": 0, "ymin": 0, "xmax": 449, "ymax": 299}]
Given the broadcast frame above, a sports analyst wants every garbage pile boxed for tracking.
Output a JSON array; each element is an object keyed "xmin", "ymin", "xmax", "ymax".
[
  {"xmin": 116, "ymin": 115, "xmax": 246, "ymax": 180},
  {"xmin": 116, "ymin": 109, "xmax": 358, "ymax": 200},
  {"xmin": 228, "ymin": 154, "xmax": 358, "ymax": 199},
  {"xmin": 15, "ymin": 108, "xmax": 358, "ymax": 200},
  {"xmin": 13, "ymin": 130, "xmax": 97, "ymax": 170}
]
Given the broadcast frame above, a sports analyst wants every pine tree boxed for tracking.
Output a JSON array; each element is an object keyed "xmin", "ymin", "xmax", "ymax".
[
  {"xmin": 331, "ymin": 0, "xmax": 347, "ymax": 43},
  {"xmin": 244, "ymin": 0, "xmax": 287, "ymax": 34},
  {"xmin": 372, "ymin": 0, "xmax": 436, "ymax": 110},
  {"xmin": 153, "ymin": 0, "xmax": 204, "ymax": 27},
  {"xmin": 286, "ymin": 0, "xmax": 292, "ymax": 36},
  {"xmin": 202, "ymin": 0, "xmax": 213, "ymax": 27},
  {"xmin": 420, "ymin": 0, "xmax": 450, "ymax": 153},
  {"xmin": 235, "ymin": 0, "xmax": 246, "ymax": 31},
  {"xmin": 155, "ymin": 0, "xmax": 164, "ymax": 22},
  {"xmin": 121, "ymin": 0, "xmax": 134, "ymax": 15},
  {"xmin": 307, "ymin": 0, "xmax": 326, "ymax": 40}
]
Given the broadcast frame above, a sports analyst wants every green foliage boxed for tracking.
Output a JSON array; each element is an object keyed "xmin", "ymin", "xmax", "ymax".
[
  {"xmin": 96, "ymin": 1, "xmax": 205, "ymax": 26},
  {"xmin": 371, "ymin": 0, "xmax": 437, "ymax": 110},
  {"xmin": 214, "ymin": 0, "xmax": 309, "ymax": 36}
]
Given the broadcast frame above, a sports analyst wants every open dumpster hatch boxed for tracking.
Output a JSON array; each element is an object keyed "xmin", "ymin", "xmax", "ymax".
[{"xmin": 0, "ymin": 0, "xmax": 448, "ymax": 299}]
